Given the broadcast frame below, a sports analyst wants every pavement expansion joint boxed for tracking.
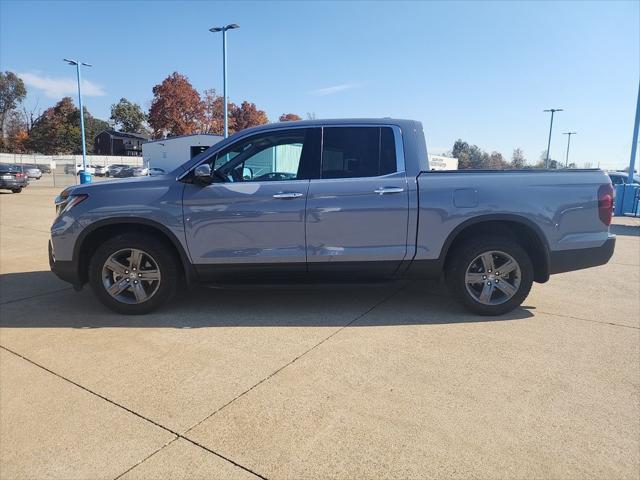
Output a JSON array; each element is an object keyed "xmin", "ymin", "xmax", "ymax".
[
  {"xmin": 535, "ymin": 310, "xmax": 640, "ymax": 330},
  {"xmin": 112, "ymin": 437, "xmax": 179, "ymax": 480},
  {"xmin": 182, "ymin": 282, "xmax": 409, "ymax": 437},
  {"xmin": 0, "ymin": 287, "xmax": 73, "ymax": 306},
  {"xmin": 0, "ymin": 345, "xmax": 269, "ymax": 480}
]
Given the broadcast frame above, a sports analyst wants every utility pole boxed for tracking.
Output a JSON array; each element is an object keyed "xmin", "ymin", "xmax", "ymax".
[
  {"xmin": 544, "ymin": 108, "xmax": 563, "ymax": 168},
  {"xmin": 563, "ymin": 132, "xmax": 577, "ymax": 168}
]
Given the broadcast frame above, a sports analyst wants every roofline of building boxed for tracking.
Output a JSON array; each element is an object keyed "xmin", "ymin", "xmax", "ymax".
[
  {"xmin": 144, "ymin": 133, "xmax": 224, "ymax": 144},
  {"xmin": 95, "ymin": 129, "xmax": 150, "ymax": 140}
]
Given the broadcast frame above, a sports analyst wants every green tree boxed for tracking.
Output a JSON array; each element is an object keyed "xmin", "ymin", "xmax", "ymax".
[
  {"xmin": 452, "ymin": 139, "xmax": 492, "ymax": 169},
  {"xmin": 452, "ymin": 139, "xmax": 472, "ymax": 169},
  {"xmin": 110, "ymin": 98, "xmax": 148, "ymax": 133},
  {"xmin": 536, "ymin": 150, "xmax": 559, "ymax": 169},
  {"xmin": 0, "ymin": 71, "xmax": 27, "ymax": 147},
  {"xmin": 83, "ymin": 109, "xmax": 109, "ymax": 152},
  {"xmin": 510, "ymin": 148, "xmax": 526, "ymax": 168},
  {"xmin": 487, "ymin": 151, "xmax": 508, "ymax": 169},
  {"xmin": 27, "ymin": 97, "xmax": 107, "ymax": 154}
]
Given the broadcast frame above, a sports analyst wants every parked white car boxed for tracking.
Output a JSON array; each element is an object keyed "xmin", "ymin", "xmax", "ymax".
[
  {"xmin": 93, "ymin": 165, "xmax": 107, "ymax": 176},
  {"xmin": 69, "ymin": 164, "xmax": 96, "ymax": 175},
  {"xmin": 23, "ymin": 165, "xmax": 42, "ymax": 179}
]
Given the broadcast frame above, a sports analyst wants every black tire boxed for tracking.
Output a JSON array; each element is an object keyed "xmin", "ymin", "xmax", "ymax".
[
  {"xmin": 88, "ymin": 233, "xmax": 180, "ymax": 314},
  {"xmin": 11, "ymin": 188, "xmax": 22, "ymax": 193},
  {"xmin": 445, "ymin": 235, "xmax": 533, "ymax": 316}
]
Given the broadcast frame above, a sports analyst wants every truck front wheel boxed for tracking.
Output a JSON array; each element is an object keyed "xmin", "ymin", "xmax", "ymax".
[
  {"xmin": 88, "ymin": 233, "xmax": 180, "ymax": 314},
  {"xmin": 445, "ymin": 235, "xmax": 533, "ymax": 316}
]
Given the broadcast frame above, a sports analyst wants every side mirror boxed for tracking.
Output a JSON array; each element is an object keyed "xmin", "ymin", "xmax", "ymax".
[
  {"xmin": 242, "ymin": 167, "xmax": 253, "ymax": 180},
  {"xmin": 194, "ymin": 164, "xmax": 212, "ymax": 183}
]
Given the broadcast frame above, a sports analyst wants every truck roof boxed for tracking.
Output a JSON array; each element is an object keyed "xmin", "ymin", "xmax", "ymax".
[{"xmin": 239, "ymin": 118, "xmax": 420, "ymax": 135}]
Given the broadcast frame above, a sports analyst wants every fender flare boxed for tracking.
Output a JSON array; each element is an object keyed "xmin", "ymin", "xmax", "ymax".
[
  {"xmin": 73, "ymin": 217, "xmax": 197, "ymax": 284},
  {"xmin": 438, "ymin": 213, "xmax": 551, "ymax": 282}
]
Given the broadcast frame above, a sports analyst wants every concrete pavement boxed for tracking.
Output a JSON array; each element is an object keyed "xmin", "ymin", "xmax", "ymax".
[{"xmin": 1, "ymin": 185, "xmax": 638, "ymax": 479}]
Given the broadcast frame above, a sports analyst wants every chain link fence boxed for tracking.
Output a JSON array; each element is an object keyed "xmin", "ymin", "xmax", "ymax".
[{"xmin": 0, "ymin": 153, "xmax": 144, "ymax": 189}]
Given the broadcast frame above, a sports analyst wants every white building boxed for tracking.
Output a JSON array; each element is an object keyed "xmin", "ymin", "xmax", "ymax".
[
  {"xmin": 142, "ymin": 134, "xmax": 223, "ymax": 172},
  {"xmin": 427, "ymin": 154, "xmax": 459, "ymax": 170}
]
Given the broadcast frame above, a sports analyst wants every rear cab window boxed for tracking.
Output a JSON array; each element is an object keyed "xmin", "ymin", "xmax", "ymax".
[{"xmin": 321, "ymin": 126, "xmax": 398, "ymax": 179}]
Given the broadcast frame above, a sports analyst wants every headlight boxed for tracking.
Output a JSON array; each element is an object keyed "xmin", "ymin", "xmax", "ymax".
[{"xmin": 55, "ymin": 191, "xmax": 88, "ymax": 216}]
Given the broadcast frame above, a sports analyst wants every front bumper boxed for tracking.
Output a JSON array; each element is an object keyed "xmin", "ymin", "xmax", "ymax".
[
  {"xmin": 549, "ymin": 236, "xmax": 616, "ymax": 275},
  {"xmin": 49, "ymin": 240, "xmax": 82, "ymax": 285}
]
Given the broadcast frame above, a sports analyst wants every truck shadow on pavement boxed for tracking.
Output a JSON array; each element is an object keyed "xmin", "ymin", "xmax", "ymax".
[{"xmin": 0, "ymin": 271, "xmax": 534, "ymax": 328}]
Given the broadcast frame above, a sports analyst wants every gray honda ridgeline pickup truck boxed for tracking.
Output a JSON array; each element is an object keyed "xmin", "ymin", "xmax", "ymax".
[{"xmin": 49, "ymin": 119, "xmax": 615, "ymax": 315}]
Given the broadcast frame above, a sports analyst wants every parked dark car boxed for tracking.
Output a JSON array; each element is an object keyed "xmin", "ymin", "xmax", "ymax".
[
  {"xmin": 106, "ymin": 164, "xmax": 130, "ymax": 177},
  {"xmin": 0, "ymin": 164, "xmax": 29, "ymax": 193},
  {"xmin": 36, "ymin": 163, "xmax": 52, "ymax": 174},
  {"xmin": 113, "ymin": 166, "xmax": 147, "ymax": 178},
  {"xmin": 113, "ymin": 167, "xmax": 133, "ymax": 178}
]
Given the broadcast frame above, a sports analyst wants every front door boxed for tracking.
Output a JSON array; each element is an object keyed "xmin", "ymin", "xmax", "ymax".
[
  {"xmin": 182, "ymin": 127, "xmax": 321, "ymax": 281},
  {"xmin": 306, "ymin": 126, "xmax": 409, "ymax": 277}
]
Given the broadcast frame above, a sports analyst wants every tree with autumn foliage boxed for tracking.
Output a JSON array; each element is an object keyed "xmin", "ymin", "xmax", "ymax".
[
  {"xmin": 230, "ymin": 101, "xmax": 268, "ymax": 132},
  {"xmin": 279, "ymin": 113, "xmax": 302, "ymax": 122},
  {"xmin": 3, "ymin": 111, "xmax": 29, "ymax": 153},
  {"xmin": 200, "ymin": 89, "xmax": 236, "ymax": 135},
  {"xmin": 148, "ymin": 72, "xmax": 203, "ymax": 138}
]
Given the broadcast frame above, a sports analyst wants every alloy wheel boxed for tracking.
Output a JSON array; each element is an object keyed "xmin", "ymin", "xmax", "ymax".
[
  {"xmin": 464, "ymin": 250, "xmax": 521, "ymax": 306},
  {"xmin": 101, "ymin": 248, "xmax": 161, "ymax": 304}
]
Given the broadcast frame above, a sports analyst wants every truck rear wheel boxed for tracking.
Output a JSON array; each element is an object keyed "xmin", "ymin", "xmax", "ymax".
[
  {"xmin": 445, "ymin": 235, "xmax": 533, "ymax": 316},
  {"xmin": 11, "ymin": 188, "xmax": 22, "ymax": 193},
  {"xmin": 88, "ymin": 233, "xmax": 180, "ymax": 314}
]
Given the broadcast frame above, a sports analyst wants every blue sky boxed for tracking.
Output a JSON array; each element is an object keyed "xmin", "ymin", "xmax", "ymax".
[{"xmin": 1, "ymin": 0, "xmax": 638, "ymax": 169}]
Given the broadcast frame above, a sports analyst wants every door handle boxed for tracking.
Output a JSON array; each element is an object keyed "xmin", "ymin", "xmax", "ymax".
[
  {"xmin": 374, "ymin": 187, "xmax": 404, "ymax": 195},
  {"xmin": 273, "ymin": 192, "xmax": 304, "ymax": 199}
]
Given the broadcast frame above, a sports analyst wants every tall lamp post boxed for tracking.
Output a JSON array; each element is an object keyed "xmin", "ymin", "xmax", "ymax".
[
  {"xmin": 543, "ymin": 108, "xmax": 563, "ymax": 168},
  {"xmin": 64, "ymin": 58, "xmax": 92, "ymax": 184},
  {"xmin": 563, "ymin": 131, "xmax": 577, "ymax": 168},
  {"xmin": 209, "ymin": 24, "xmax": 240, "ymax": 139},
  {"xmin": 628, "ymin": 80, "xmax": 640, "ymax": 184}
]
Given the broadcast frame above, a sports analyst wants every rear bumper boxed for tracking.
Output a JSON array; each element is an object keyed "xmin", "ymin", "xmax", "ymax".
[
  {"xmin": 49, "ymin": 240, "xmax": 82, "ymax": 285},
  {"xmin": 0, "ymin": 179, "xmax": 27, "ymax": 189},
  {"xmin": 549, "ymin": 236, "xmax": 616, "ymax": 275}
]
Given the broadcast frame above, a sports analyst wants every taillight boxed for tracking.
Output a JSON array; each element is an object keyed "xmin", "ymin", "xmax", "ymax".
[{"xmin": 598, "ymin": 183, "xmax": 613, "ymax": 226}]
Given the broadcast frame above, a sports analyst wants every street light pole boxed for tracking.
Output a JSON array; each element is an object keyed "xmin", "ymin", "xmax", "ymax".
[
  {"xmin": 544, "ymin": 108, "xmax": 563, "ymax": 169},
  {"xmin": 209, "ymin": 24, "xmax": 240, "ymax": 139},
  {"xmin": 64, "ymin": 58, "xmax": 92, "ymax": 184},
  {"xmin": 563, "ymin": 132, "xmax": 577, "ymax": 168},
  {"xmin": 628, "ymin": 80, "xmax": 640, "ymax": 184}
]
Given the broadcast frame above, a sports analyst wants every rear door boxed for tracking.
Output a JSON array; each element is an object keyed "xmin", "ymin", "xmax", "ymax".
[{"xmin": 306, "ymin": 125, "xmax": 409, "ymax": 277}]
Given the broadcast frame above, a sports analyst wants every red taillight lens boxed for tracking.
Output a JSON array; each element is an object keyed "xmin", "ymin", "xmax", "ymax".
[{"xmin": 598, "ymin": 183, "xmax": 613, "ymax": 226}]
